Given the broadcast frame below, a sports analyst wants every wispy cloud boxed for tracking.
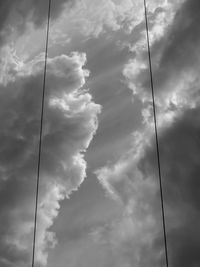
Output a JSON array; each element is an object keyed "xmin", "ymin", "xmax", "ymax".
[{"xmin": 0, "ymin": 0, "xmax": 76, "ymax": 44}]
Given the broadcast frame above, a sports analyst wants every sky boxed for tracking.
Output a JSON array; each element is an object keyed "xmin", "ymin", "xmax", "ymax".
[{"xmin": 0, "ymin": 0, "xmax": 200, "ymax": 266}]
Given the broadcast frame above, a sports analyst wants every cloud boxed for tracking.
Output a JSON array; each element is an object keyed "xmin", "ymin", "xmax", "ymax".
[
  {"xmin": 123, "ymin": 0, "xmax": 200, "ymax": 108},
  {"xmin": 94, "ymin": 1, "xmax": 200, "ymax": 266},
  {"xmin": 139, "ymin": 106, "xmax": 200, "ymax": 267},
  {"xmin": 122, "ymin": 0, "xmax": 200, "ymax": 131},
  {"xmin": 123, "ymin": 0, "xmax": 182, "ymax": 102},
  {"xmin": 123, "ymin": 0, "xmax": 200, "ymax": 129},
  {"xmin": 152, "ymin": 0, "xmax": 200, "ymax": 88},
  {"xmin": 70, "ymin": 0, "xmax": 143, "ymax": 37},
  {"xmin": 95, "ymin": 131, "xmax": 165, "ymax": 267},
  {"xmin": 50, "ymin": 0, "xmax": 168, "ymax": 41},
  {"xmin": 0, "ymin": 0, "xmax": 145, "ymax": 48},
  {"xmin": 96, "ymin": 106, "xmax": 200, "ymax": 267},
  {"xmin": 0, "ymin": 0, "xmax": 75, "ymax": 45},
  {"xmin": 0, "ymin": 51, "xmax": 100, "ymax": 267}
]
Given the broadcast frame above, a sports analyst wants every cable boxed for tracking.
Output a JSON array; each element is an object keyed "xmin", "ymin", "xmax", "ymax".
[
  {"xmin": 143, "ymin": 0, "xmax": 169, "ymax": 266},
  {"xmin": 29, "ymin": 1, "xmax": 168, "ymax": 267},
  {"xmin": 31, "ymin": 0, "xmax": 52, "ymax": 266}
]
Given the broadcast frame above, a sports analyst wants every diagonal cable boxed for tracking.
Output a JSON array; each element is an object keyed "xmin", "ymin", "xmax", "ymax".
[
  {"xmin": 143, "ymin": 0, "xmax": 169, "ymax": 266},
  {"xmin": 31, "ymin": 0, "xmax": 52, "ymax": 266}
]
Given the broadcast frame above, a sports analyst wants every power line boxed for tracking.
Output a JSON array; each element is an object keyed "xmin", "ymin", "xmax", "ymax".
[
  {"xmin": 143, "ymin": 0, "xmax": 169, "ymax": 266},
  {"xmin": 29, "ymin": 1, "xmax": 168, "ymax": 267},
  {"xmin": 31, "ymin": 0, "xmax": 52, "ymax": 267}
]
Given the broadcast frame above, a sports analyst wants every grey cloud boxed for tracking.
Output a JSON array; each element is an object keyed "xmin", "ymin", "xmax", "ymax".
[
  {"xmin": 95, "ymin": 1, "xmax": 200, "ymax": 266},
  {"xmin": 0, "ymin": 52, "xmax": 100, "ymax": 267},
  {"xmin": 140, "ymin": 107, "xmax": 200, "ymax": 208},
  {"xmin": 0, "ymin": 0, "xmax": 75, "ymax": 44},
  {"xmin": 124, "ymin": 0, "xmax": 200, "ymax": 104},
  {"xmin": 146, "ymin": 0, "xmax": 200, "ymax": 95},
  {"xmin": 158, "ymin": 0, "xmax": 200, "ymax": 69},
  {"xmin": 95, "ymin": 136, "xmax": 165, "ymax": 266},
  {"xmin": 139, "ymin": 106, "xmax": 200, "ymax": 267},
  {"xmin": 96, "ymin": 104, "xmax": 200, "ymax": 266}
]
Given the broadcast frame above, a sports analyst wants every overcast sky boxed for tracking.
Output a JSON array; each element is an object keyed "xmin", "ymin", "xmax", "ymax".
[{"xmin": 0, "ymin": 0, "xmax": 200, "ymax": 267}]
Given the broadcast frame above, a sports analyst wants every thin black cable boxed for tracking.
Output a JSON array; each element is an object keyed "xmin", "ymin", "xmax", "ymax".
[
  {"xmin": 31, "ymin": 0, "xmax": 52, "ymax": 267},
  {"xmin": 143, "ymin": 0, "xmax": 169, "ymax": 266}
]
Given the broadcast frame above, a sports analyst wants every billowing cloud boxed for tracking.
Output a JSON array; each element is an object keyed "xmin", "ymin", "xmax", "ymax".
[
  {"xmin": 95, "ymin": 1, "xmax": 200, "ymax": 266},
  {"xmin": 123, "ymin": 0, "xmax": 200, "ymax": 107},
  {"xmin": 2, "ymin": 0, "xmax": 200, "ymax": 266},
  {"xmin": 123, "ymin": 0, "xmax": 183, "ymax": 101},
  {"xmin": 0, "ymin": 51, "xmax": 100, "ymax": 267},
  {"xmin": 123, "ymin": 0, "xmax": 200, "ymax": 127}
]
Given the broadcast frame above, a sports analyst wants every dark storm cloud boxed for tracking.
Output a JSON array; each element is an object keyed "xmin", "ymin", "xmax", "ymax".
[
  {"xmin": 145, "ymin": 0, "xmax": 200, "ymax": 95},
  {"xmin": 139, "ymin": 106, "xmax": 200, "ymax": 267},
  {"xmin": 0, "ymin": 0, "xmax": 75, "ymax": 44},
  {"xmin": 158, "ymin": 0, "xmax": 200, "ymax": 70}
]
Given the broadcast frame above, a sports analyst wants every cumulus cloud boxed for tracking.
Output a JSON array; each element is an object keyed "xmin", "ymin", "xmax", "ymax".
[
  {"xmin": 123, "ymin": 0, "xmax": 200, "ymax": 128},
  {"xmin": 95, "ymin": 1, "xmax": 200, "ymax": 266},
  {"xmin": 123, "ymin": 0, "xmax": 200, "ymax": 107},
  {"xmin": 122, "ymin": 0, "xmax": 200, "ymax": 132},
  {"xmin": 0, "ymin": 51, "xmax": 100, "ymax": 267},
  {"xmin": 123, "ymin": 0, "xmax": 182, "ymax": 101}
]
